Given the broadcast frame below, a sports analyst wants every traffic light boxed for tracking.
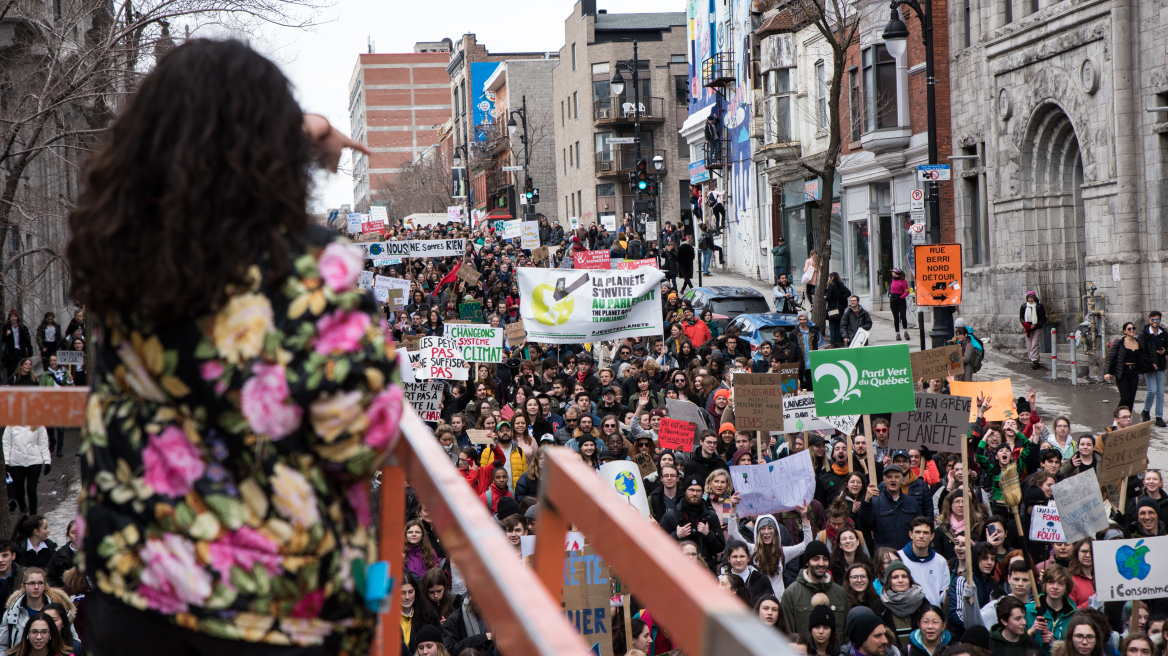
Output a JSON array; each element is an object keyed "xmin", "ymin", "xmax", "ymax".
[
  {"xmin": 635, "ymin": 159, "xmax": 649, "ymax": 191},
  {"xmin": 530, "ymin": 187, "xmax": 539, "ymax": 204},
  {"xmin": 646, "ymin": 180, "xmax": 659, "ymax": 197},
  {"xmin": 524, "ymin": 177, "xmax": 534, "ymax": 201}
]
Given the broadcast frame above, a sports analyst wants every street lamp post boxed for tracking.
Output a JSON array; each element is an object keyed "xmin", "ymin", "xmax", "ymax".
[
  {"xmin": 652, "ymin": 154, "xmax": 664, "ymax": 264},
  {"xmin": 452, "ymin": 143, "xmax": 469, "ymax": 227},
  {"xmin": 882, "ymin": 0, "xmax": 950, "ymax": 347},
  {"xmin": 611, "ymin": 40, "xmax": 645, "ymax": 230},
  {"xmin": 507, "ymin": 95, "xmax": 531, "ymax": 219}
]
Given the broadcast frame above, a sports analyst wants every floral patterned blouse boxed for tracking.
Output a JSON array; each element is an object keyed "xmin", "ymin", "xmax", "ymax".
[{"xmin": 79, "ymin": 227, "xmax": 403, "ymax": 653}]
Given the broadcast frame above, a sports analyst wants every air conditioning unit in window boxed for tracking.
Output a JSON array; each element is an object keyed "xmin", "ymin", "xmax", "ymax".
[
  {"xmin": 600, "ymin": 161, "xmax": 613, "ymax": 171},
  {"xmin": 598, "ymin": 108, "xmax": 611, "ymax": 119}
]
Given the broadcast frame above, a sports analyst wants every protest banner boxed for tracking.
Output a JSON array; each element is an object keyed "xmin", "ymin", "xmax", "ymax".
[
  {"xmin": 562, "ymin": 546, "xmax": 614, "ymax": 656},
  {"xmin": 1051, "ymin": 469, "xmax": 1111, "ymax": 542},
  {"xmin": 732, "ymin": 374, "xmax": 785, "ymax": 431},
  {"xmin": 948, "ymin": 379, "xmax": 1017, "ymax": 421},
  {"xmin": 665, "ymin": 398, "xmax": 708, "ymax": 431},
  {"xmin": 521, "ymin": 221, "xmax": 540, "ymax": 249},
  {"xmin": 396, "ymin": 349, "xmax": 415, "ymax": 383},
  {"xmin": 1028, "ymin": 505, "xmax": 1066, "ymax": 542},
  {"xmin": 915, "ymin": 244, "xmax": 962, "ymax": 306},
  {"xmin": 459, "ymin": 301, "xmax": 483, "ymax": 322},
  {"xmin": 466, "ymin": 429, "xmax": 493, "ymax": 446},
  {"xmin": 346, "ymin": 213, "xmax": 362, "ymax": 233},
  {"xmin": 519, "ymin": 531, "xmax": 587, "ymax": 562},
  {"xmin": 360, "ymin": 239, "xmax": 466, "ymax": 259},
  {"xmin": 369, "ymin": 206, "xmax": 388, "ymax": 223},
  {"xmin": 888, "ymin": 393, "xmax": 973, "ymax": 453},
  {"xmin": 849, "ymin": 327, "xmax": 870, "ymax": 348},
  {"xmin": 1093, "ymin": 535, "xmax": 1168, "ymax": 602},
  {"xmin": 416, "ymin": 337, "xmax": 469, "ymax": 381},
  {"xmin": 779, "ymin": 363, "xmax": 801, "ymax": 396},
  {"xmin": 910, "ymin": 345, "xmax": 964, "ymax": 382},
  {"xmin": 657, "ymin": 418, "xmax": 695, "ymax": 452},
  {"xmin": 517, "ymin": 267, "xmax": 665, "ymax": 343},
  {"xmin": 823, "ymin": 413, "xmax": 860, "ymax": 436},
  {"xmin": 444, "ymin": 324, "xmax": 504, "ymax": 363},
  {"xmin": 358, "ymin": 271, "xmax": 374, "ymax": 290},
  {"xmin": 781, "ymin": 393, "xmax": 836, "ymax": 433},
  {"xmin": 362, "ymin": 218, "xmax": 385, "ymax": 234},
  {"xmin": 501, "ymin": 220, "xmax": 523, "ymax": 240},
  {"xmin": 729, "ymin": 451, "xmax": 816, "ymax": 516},
  {"xmin": 371, "ymin": 257, "xmax": 402, "ymax": 267},
  {"xmin": 598, "ymin": 461, "xmax": 651, "ymax": 518},
  {"xmin": 617, "ymin": 259, "xmax": 657, "ymax": 270},
  {"xmin": 1098, "ymin": 420, "xmax": 1154, "ymax": 485},
  {"xmin": 457, "ymin": 263, "xmax": 481, "ymax": 286},
  {"xmin": 809, "ymin": 344, "xmax": 915, "ymax": 417},
  {"xmin": 505, "ymin": 321, "xmax": 527, "ymax": 347},
  {"xmin": 372, "ymin": 288, "xmax": 389, "ymax": 303},
  {"xmin": 572, "ymin": 250, "xmax": 612, "ymax": 270},
  {"xmin": 531, "ymin": 246, "xmax": 549, "ymax": 263},
  {"xmin": 56, "ymin": 351, "xmax": 83, "ymax": 367},
  {"xmin": 403, "ymin": 381, "xmax": 443, "ymax": 422}
]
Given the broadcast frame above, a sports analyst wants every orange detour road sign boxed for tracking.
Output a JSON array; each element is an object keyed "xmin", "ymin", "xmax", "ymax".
[{"xmin": 915, "ymin": 244, "xmax": 962, "ymax": 306}]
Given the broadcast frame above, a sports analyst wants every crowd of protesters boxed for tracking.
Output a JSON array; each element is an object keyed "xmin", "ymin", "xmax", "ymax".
[{"xmin": 371, "ymin": 217, "xmax": 1168, "ymax": 656}]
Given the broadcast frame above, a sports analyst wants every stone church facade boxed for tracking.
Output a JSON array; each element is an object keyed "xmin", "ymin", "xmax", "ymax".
[{"xmin": 948, "ymin": 0, "xmax": 1163, "ymax": 365}]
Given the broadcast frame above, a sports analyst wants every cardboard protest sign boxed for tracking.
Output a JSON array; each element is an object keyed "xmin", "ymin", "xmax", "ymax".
[
  {"xmin": 888, "ymin": 393, "xmax": 973, "ymax": 453},
  {"xmin": 948, "ymin": 379, "xmax": 1017, "ymax": 421},
  {"xmin": 1029, "ymin": 505, "xmax": 1066, "ymax": 542},
  {"xmin": 459, "ymin": 301, "xmax": 483, "ymax": 322},
  {"xmin": 781, "ymin": 394, "xmax": 836, "ymax": 434},
  {"xmin": 56, "ymin": 351, "xmax": 83, "ymax": 367},
  {"xmin": 779, "ymin": 363, "xmax": 801, "ymax": 396},
  {"xmin": 531, "ymin": 246, "xmax": 549, "ymax": 263},
  {"xmin": 632, "ymin": 452, "xmax": 655, "ymax": 479},
  {"xmin": 729, "ymin": 451, "xmax": 816, "ymax": 517},
  {"xmin": 400, "ymin": 334, "xmax": 421, "ymax": 352},
  {"xmin": 385, "ymin": 289, "xmax": 406, "ymax": 310},
  {"xmin": 910, "ymin": 345, "xmax": 963, "ymax": 382},
  {"xmin": 617, "ymin": 259, "xmax": 656, "ymax": 270},
  {"xmin": 665, "ymin": 398, "xmax": 708, "ymax": 431},
  {"xmin": 505, "ymin": 322, "xmax": 527, "ymax": 346},
  {"xmin": 466, "ymin": 430, "xmax": 493, "ymax": 445},
  {"xmin": 517, "ymin": 267, "xmax": 665, "ymax": 343},
  {"xmin": 598, "ymin": 461, "xmax": 651, "ymax": 518},
  {"xmin": 457, "ymin": 263, "xmax": 481, "ymax": 287},
  {"xmin": 1092, "ymin": 536, "xmax": 1168, "ymax": 602},
  {"xmin": 521, "ymin": 221, "xmax": 540, "ymax": 249},
  {"xmin": 1051, "ymin": 469, "xmax": 1111, "ymax": 542},
  {"xmin": 444, "ymin": 324, "xmax": 504, "ymax": 363},
  {"xmin": 915, "ymin": 244, "xmax": 962, "ymax": 306},
  {"xmin": 657, "ymin": 418, "xmax": 695, "ymax": 452},
  {"xmin": 732, "ymin": 374, "xmax": 785, "ymax": 431},
  {"xmin": 1098, "ymin": 420, "xmax": 1154, "ymax": 485},
  {"xmin": 403, "ymin": 381, "xmax": 443, "ymax": 422},
  {"xmin": 563, "ymin": 547, "xmax": 614, "ymax": 656},
  {"xmin": 809, "ymin": 344, "xmax": 915, "ymax": 416},
  {"xmin": 572, "ymin": 250, "xmax": 611, "ymax": 270},
  {"xmin": 416, "ymin": 336, "xmax": 469, "ymax": 380}
]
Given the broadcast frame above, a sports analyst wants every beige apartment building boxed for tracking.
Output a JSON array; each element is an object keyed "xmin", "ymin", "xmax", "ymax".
[{"xmin": 553, "ymin": 1, "xmax": 691, "ymax": 235}]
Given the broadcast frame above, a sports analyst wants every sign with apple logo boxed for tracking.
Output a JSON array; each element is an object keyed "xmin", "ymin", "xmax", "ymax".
[{"xmin": 1093, "ymin": 535, "xmax": 1168, "ymax": 602}]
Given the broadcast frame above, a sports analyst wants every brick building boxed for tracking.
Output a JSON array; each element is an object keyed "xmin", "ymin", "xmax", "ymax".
[
  {"xmin": 348, "ymin": 41, "xmax": 454, "ymax": 211},
  {"xmin": 836, "ymin": 0, "xmax": 953, "ymax": 304}
]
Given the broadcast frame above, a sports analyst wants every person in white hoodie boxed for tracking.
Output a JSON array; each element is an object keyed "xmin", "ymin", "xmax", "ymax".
[
  {"xmin": 2, "ymin": 426, "xmax": 49, "ymax": 514},
  {"xmin": 727, "ymin": 501, "xmax": 813, "ymax": 596}
]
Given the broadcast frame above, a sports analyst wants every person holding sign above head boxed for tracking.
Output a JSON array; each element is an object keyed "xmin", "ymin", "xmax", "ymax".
[
  {"xmin": 726, "ymin": 503, "xmax": 813, "ymax": 596},
  {"xmin": 860, "ymin": 463, "xmax": 923, "ymax": 550},
  {"xmin": 659, "ymin": 477, "xmax": 725, "ymax": 571}
]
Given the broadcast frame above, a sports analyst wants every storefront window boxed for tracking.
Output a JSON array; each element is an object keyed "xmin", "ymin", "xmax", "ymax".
[
  {"xmin": 895, "ymin": 212, "xmax": 914, "ymax": 282},
  {"xmin": 850, "ymin": 220, "xmax": 871, "ymax": 297},
  {"xmin": 784, "ymin": 207, "xmax": 808, "ymax": 284},
  {"xmin": 830, "ymin": 206, "xmax": 845, "ymax": 281}
]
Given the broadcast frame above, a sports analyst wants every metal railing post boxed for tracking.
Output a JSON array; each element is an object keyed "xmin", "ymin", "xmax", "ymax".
[
  {"xmin": 1070, "ymin": 333, "xmax": 1078, "ymax": 386},
  {"xmin": 1050, "ymin": 327, "xmax": 1058, "ymax": 379}
]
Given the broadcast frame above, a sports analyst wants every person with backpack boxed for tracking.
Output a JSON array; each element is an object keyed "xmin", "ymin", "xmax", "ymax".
[{"xmin": 957, "ymin": 327, "xmax": 980, "ymax": 381}]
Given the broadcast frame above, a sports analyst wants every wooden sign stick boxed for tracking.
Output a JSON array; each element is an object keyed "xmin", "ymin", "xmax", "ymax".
[
  {"xmin": 757, "ymin": 431, "xmax": 764, "ymax": 463},
  {"xmin": 961, "ymin": 440, "xmax": 975, "ymax": 583},
  {"xmin": 862, "ymin": 414, "xmax": 876, "ymax": 482}
]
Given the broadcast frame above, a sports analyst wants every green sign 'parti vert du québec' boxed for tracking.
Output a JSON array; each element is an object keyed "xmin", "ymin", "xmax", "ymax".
[{"xmin": 809, "ymin": 344, "xmax": 916, "ymax": 416}]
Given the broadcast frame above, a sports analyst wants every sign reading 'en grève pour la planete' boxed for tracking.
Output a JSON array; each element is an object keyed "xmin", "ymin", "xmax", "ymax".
[{"xmin": 809, "ymin": 344, "xmax": 916, "ymax": 417}]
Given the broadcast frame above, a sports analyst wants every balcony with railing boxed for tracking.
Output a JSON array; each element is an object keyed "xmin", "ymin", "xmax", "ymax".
[
  {"xmin": 702, "ymin": 52, "xmax": 735, "ymax": 88},
  {"xmin": 594, "ymin": 146, "xmax": 668, "ymax": 177},
  {"xmin": 592, "ymin": 96, "xmax": 665, "ymax": 126}
]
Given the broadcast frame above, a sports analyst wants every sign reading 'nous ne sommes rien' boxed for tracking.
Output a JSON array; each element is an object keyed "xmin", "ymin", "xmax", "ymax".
[{"xmin": 809, "ymin": 344, "xmax": 916, "ymax": 417}]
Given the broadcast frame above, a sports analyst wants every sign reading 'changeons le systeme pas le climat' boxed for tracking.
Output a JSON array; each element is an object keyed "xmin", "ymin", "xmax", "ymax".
[{"xmin": 809, "ymin": 344, "xmax": 916, "ymax": 417}]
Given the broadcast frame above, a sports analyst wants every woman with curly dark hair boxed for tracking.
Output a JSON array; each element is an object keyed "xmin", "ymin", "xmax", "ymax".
[{"xmin": 67, "ymin": 39, "xmax": 400, "ymax": 655}]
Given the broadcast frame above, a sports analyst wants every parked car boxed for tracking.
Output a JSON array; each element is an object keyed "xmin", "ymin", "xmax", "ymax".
[
  {"xmin": 728, "ymin": 313, "xmax": 831, "ymax": 350},
  {"xmin": 682, "ymin": 286, "xmax": 771, "ymax": 329}
]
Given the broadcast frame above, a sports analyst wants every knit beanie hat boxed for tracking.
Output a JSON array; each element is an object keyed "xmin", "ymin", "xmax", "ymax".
[
  {"xmin": 809, "ymin": 604, "xmax": 836, "ymax": 632},
  {"xmin": 1138, "ymin": 496, "xmax": 1161, "ymax": 519},
  {"xmin": 495, "ymin": 497, "xmax": 521, "ymax": 522},
  {"xmin": 883, "ymin": 560, "xmax": 910, "ymax": 583},
  {"xmin": 960, "ymin": 626, "xmax": 992, "ymax": 650},
  {"xmin": 804, "ymin": 540, "xmax": 830, "ymax": 562},
  {"xmin": 578, "ymin": 434, "xmax": 597, "ymax": 446},
  {"xmin": 414, "ymin": 625, "xmax": 442, "ymax": 646},
  {"xmin": 845, "ymin": 611, "xmax": 885, "ymax": 647}
]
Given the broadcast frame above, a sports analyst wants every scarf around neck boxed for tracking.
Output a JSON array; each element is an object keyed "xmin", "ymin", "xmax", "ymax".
[
  {"xmin": 832, "ymin": 462, "xmax": 849, "ymax": 476},
  {"xmin": 880, "ymin": 583, "xmax": 926, "ymax": 618},
  {"xmin": 948, "ymin": 513, "xmax": 965, "ymax": 535}
]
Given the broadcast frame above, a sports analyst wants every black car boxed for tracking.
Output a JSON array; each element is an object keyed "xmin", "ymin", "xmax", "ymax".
[{"xmin": 682, "ymin": 286, "xmax": 771, "ymax": 328}]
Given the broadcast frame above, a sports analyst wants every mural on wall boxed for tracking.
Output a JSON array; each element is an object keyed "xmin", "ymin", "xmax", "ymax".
[{"xmin": 471, "ymin": 62, "xmax": 500, "ymax": 143}]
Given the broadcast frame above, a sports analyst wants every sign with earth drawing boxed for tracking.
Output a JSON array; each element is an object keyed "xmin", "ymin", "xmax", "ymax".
[
  {"xmin": 516, "ymin": 267, "xmax": 665, "ymax": 343},
  {"xmin": 598, "ymin": 461, "xmax": 650, "ymax": 519},
  {"xmin": 1093, "ymin": 535, "xmax": 1168, "ymax": 602},
  {"xmin": 809, "ymin": 344, "xmax": 916, "ymax": 417}
]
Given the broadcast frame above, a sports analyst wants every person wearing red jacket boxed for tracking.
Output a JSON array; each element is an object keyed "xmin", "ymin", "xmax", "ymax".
[
  {"xmin": 680, "ymin": 307, "xmax": 711, "ymax": 348},
  {"xmin": 476, "ymin": 445, "xmax": 514, "ymax": 513},
  {"xmin": 457, "ymin": 446, "xmax": 480, "ymax": 488}
]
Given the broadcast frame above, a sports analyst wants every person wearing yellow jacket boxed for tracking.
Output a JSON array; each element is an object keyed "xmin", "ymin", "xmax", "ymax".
[{"xmin": 478, "ymin": 421, "xmax": 527, "ymax": 490}]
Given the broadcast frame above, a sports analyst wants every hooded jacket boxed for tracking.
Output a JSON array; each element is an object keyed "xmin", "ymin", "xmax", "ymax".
[
  {"xmin": 727, "ymin": 513, "xmax": 813, "ymax": 597},
  {"xmin": 1025, "ymin": 597, "xmax": 1077, "ymax": 656},
  {"xmin": 0, "ymin": 587, "xmax": 77, "ymax": 650},
  {"xmin": 898, "ymin": 543, "xmax": 951, "ymax": 607},
  {"xmin": 989, "ymin": 623, "xmax": 1043, "ymax": 656},
  {"xmin": 779, "ymin": 567, "xmax": 849, "ymax": 637},
  {"xmin": 683, "ymin": 450, "xmax": 727, "ymax": 487},
  {"xmin": 907, "ymin": 628, "xmax": 952, "ymax": 656}
]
